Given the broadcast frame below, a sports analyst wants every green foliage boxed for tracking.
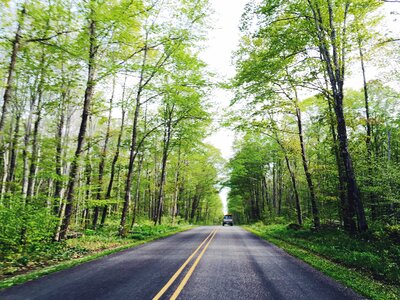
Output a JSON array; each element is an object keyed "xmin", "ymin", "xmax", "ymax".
[
  {"xmin": 0, "ymin": 0, "xmax": 220, "ymax": 283},
  {"xmin": 129, "ymin": 224, "xmax": 179, "ymax": 240}
]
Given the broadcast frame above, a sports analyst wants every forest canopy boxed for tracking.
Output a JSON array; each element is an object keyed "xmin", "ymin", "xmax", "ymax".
[
  {"xmin": 226, "ymin": 0, "xmax": 400, "ymax": 234},
  {"xmin": 0, "ymin": 0, "xmax": 223, "ymax": 269}
]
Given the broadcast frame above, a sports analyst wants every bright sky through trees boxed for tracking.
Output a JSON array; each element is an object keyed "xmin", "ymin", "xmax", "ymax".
[
  {"xmin": 202, "ymin": 0, "xmax": 248, "ymax": 213},
  {"xmin": 202, "ymin": 0, "xmax": 248, "ymax": 160}
]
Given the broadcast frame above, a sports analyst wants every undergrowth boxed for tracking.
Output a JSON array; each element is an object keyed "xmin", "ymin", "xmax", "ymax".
[{"xmin": 0, "ymin": 219, "xmax": 187, "ymax": 282}]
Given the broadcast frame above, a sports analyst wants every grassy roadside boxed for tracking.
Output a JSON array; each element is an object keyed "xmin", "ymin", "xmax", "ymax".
[
  {"xmin": 244, "ymin": 224, "xmax": 400, "ymax": 300},
  {"xmin": 0, "ymin": 224, "xmax": 193, "ymax": 290}
]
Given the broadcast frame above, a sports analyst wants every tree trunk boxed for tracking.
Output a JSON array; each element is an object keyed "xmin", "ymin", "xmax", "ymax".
[
  {"xmin": 58, "ymin": 17, "xmax": 97, "ymax": 241},
  {"xmin": 84, "ymin": 143, "xmax": 92, "ymax": 229},
  {"xmin": 5, "ymin": 111, "xmax": 21, "ymax": 194},
  {"xmin": 388, "ymin": 129, "xmax": 391, "ymax": 161},
  {"xmin": 295, "ymin": 104, "xmax": 320, "ymax": 228},
  {"xmin": 358, "ymin": 38, "xmax": 372, "ymax": 161},
  {"xmin": 0, "ymin": 7, "xmax": 26, "ymax": 195},
  {"xmin": 327, "ymin": 97, "xmax": 351, "ymax": 228},
  {"xmin": 119, "ymin": 51, "xmax": 147, "ymax": 236},
  {"xmin": 131, "ymin": 153, "xmax": 144, "ymax": 228},
  {"xmin": 155, "ymin": 130, "xmax": 169, "ymax": 225},
  {"xmin": 284, "ymin": 154, "xmax": 302, "ymax": 225},
  {"xmin": 101, "ymin": 107, "xmax": 125, "ymax": 226},
  {"xmin": 272, "ymin": 121, "xmax": 302, "ymax": 225},
  {"xmin": 334, "ymin": 93, "xmax": 368, "ymax": 232},
  {"xmin": 358, "ymin": 37, "xmax": 377, "ymax": 220},
  {"xmin": 92, "ymin": 80, "xmax": 114, "ymax": 229},
  {"xmin": 155, "ymin": 104, "xmax": 174, "ymax": 225},
  {"xmin": 309, "ymin": 0, "xmax": 368, "ymax": 232},
  {"xmin": 277, "ymin": 160, "xmax": 282, "ymax": 216},
  {"xmin": 54, "ymin": 94, "xmax": 66, "ymax": 215},
  {"xmin": 190, "ymin": 194, "xmax": 200, "ymax": 222},
  {"xmin": 26, "ymin": 52, "xmax": 46, "ymax": 202}
]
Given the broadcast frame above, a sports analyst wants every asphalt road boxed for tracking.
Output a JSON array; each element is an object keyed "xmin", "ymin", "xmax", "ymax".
[{"xmin": 0, "ymin": 226, "xmax": 363, "ymax": 300}]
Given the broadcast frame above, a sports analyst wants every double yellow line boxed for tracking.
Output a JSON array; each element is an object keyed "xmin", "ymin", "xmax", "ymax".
[{"xmin": 153, "ymin": 229, "xmax": 218, "ymax": 300}]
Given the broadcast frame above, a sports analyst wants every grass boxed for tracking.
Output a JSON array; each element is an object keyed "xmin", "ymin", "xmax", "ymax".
[
  {"xmin": 0, "ymin": 223, "xmax": 192, "ymax": 290},
  {"xmin": 244, "ymin": 223, "xmax": 400, "ymax": 300}
]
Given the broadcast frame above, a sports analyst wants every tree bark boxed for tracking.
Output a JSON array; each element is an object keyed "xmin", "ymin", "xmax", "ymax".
[
  {"xmin": 155, "ymin": 105, "xmax": 174, "ymax": 225},
  {"xmin": 26, "ymin": 52, "xmax": 46, "ymax": 202},
  {"xmin": 5, "ymin": 111, "xmax": 21, "ymax": 194},
  {"xmin": 84, "ymin": 142, "xmax": 92, "ymax": 229},
  {"xmin": 358, "ymin": 38, "xmax": 372, "ymax": 161},
  {"xmin": 327, "ymin": 97, "xmax": 352, "ymax": 229},
  {"xmin": 294, "ymin": 104, "xmax": 320, "ymax": 228},
  {"xmin": 58, "ymin": 17, "xmax": 97, "ymax": 241},
  {"xmin": 131, "ymin": 153, "xmax": 144, "ymax": 228},
  {"xmin": 119, "ymin": 45, "xmax": 147, "ymax": 236},
  {"xmin": 92, "ymin": 79, "xmax": 114, "ymax": 229},
  {"xmin": 284, "ymin": 154, "xmax": 302, "ymax": 225},
  {"xmin": 101, "ymin": 106, "xmax": 126, "ymax": 226},
  {"xmin": 0, "ymin": 7, "xmax": 26, "ymax": 192},
  {"xmin": 358, "ymin": 37, "xmax": 377, "ymax": 220},
  {"xmin": 308, "ymin": 0, "xmax": 368, "ymax": 232},
  {"xmin": 171, "ymin": 146, "xmax": 181, "ymax": 225},
  {"xmin": 54, "ymin": 93, "xmax": 66, "ymax": 215}
]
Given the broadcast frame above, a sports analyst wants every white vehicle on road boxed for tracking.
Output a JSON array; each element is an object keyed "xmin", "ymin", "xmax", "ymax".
[{"xmin": 222, "ymin": 214, "xmax": 233, "ymax": 226}]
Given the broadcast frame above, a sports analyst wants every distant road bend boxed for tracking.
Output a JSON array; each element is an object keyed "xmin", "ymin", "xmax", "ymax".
[{"xmin": 0, "ymin": 226, "xmax": 363, "ymax": 300}]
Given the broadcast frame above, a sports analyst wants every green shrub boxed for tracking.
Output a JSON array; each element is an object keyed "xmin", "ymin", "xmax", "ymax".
[{"xmin": 385, "ymin": 225, "xmax": 400, "ymax": 243}]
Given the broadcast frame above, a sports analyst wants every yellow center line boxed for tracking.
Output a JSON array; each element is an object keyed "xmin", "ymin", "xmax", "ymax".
[
  {"xmin": 152, "ymin": 229, "xmax": 217, "ymax": 300},
  {"xmin": 170, "ymin": 229, "xmax": 218, "ymax": 300}
]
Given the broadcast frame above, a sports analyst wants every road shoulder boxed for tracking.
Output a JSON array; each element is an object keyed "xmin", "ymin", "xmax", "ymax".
[{"xmin": 244, "ymin": 225, "xmax": 400, "ymax": 300}]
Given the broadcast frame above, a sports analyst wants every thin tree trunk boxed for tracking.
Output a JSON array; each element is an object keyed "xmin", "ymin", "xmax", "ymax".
[
  {"xmin": 190, "ymin": 194, "xmax": 200, "ymax": 222},
  {"xmin": 358, "ymin": 37, "xmax": 377, "ymax": 220},
  {"xmin": 84, "ymin": 143, "xmax": 92, "ymax": 229},
  {"xmin": 5, "ymin": 111, "xmax": 21, "ymax": 194},
  {"xmin": 92, "ymin": 79, "xmax": 115, "ymax": 229},
  {"xmin": 101, "ymin": 107, "xmax": 125, "ymax": 226},
  {"xmin": 119, "ymin": 44, "xmax": 148, "ymax": 236},
  {"xmin": 277, "ymin": 161, "xmax": 282, "ymax": 216},
  {"xmin": 20, "ymin": 50, "xmax": 46, "ymax": 245},
  {"xmin": 0, "ymin": 7, "xmax": 26, "ymax": 196},
  {"xmin": 155, "ymin": 105, "xmax": 174, "ymax": 225},
  {"xmin": 294, "ymin": 104, "xmax": 320, "ymax": 228},
  {"xmin": 358, "ymin": 37, "xmax": 372, "ymax": 161},
  {"xmin": 271, "ymin": 117, "xmax": 302, "ymax": 224},
  {"xmin": 131, "ymin": 153, "xmax": 144, "ymax": 228},
  {"xmin": 272, "ymin": 164, "xmax": 277, "ymax": 214},
  {"xmin": 388, "ymin": 129, "xmax": 392, "ymax": 161},
  {"xmin": 26, "ymin": 52, "xmax": 46, "ymax": 202},
  {"xmin": 284, "ymin": 154, "xmax": 302, "ymax": 225},
  {"xmin": 171, "ymin": 146, "xmax": 181, "ymax": 225},
  {"xmin": 58, "ymin": 17, "xmax": 97, "ymax": 241},
  {"xmin": 54, "ymin": 95, "xmax": 66, "ymax": 215}
]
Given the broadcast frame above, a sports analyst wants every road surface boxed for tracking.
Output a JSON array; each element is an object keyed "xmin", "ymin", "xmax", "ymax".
[{"xmin": 0, "ymin": 226, "xmax": 363, "ymax": 300}]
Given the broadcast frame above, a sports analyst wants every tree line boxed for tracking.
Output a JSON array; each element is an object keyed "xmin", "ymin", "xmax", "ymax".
[
  {"xmin": 0, "ymin": 0, "xmax": 222, "ymax": 258},
  {"xmin": 227, "ymin": 0, "xmax": 400, "ymax": 233}
]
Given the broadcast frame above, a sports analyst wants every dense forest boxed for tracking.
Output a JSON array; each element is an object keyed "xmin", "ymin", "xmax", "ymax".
[
  {"xmin": 227, "ymin": 0, "xmax": 400, "ymax": 234},
  {"xmin": 1, "ymin": 0, "xmax": 400, "ymax": 293},
  {"xmin": 0, "ymin": 0, "xmax": 223, "ymax": 270}
]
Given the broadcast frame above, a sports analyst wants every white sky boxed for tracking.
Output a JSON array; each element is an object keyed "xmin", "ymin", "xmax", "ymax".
[
  {"xmin": 200, "ymin": 0, "xmax": 249, "ymax": 213},
  {"xmin": 201, "ymin": 0, "xmax": 249, "ymax": 160}
]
